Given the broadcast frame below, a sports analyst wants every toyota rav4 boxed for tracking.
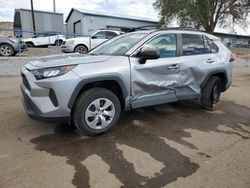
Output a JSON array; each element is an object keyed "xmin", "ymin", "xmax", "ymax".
[{"xmin": 21, "ymin": 29, "xmax": 234, "ymax": 135}]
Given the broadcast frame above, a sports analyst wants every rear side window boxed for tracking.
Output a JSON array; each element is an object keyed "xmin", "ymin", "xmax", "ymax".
[
  {"xmin": 106, "ymin": 31, "xmax": 118, "ymax": 39},
  {"xmin": 206, "ymin": 37, "xmax": 219, "ymax": 53},
  {"xmin": 182, "ymin": 34, "xmax": 205, "ymax": 55}
]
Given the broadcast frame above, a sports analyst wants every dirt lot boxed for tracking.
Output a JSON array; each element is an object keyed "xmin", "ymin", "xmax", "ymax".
[{"xmin": 0, "ymin": 66, "xmax": 249, "ymax": 188}]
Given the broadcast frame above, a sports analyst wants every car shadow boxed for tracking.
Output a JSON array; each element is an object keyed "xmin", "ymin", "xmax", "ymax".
[{"xmin": 30, "ymin": 100, "xmax": 250, "ymax": 188}]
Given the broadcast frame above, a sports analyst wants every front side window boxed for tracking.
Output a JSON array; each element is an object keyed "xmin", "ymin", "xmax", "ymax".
[
  {"xmin": 182, "ymin": 34, "xmax": 206, "ymax": 56},
  {"xmin": 141, "ymin": 34, "xmax": 177, "ymax": 58},
  {"xmin": 36, "ymin": 33, "xmax": 46, "ymax": 37},
  {"xmin": 92, "ymin": 31, "xmax": 107, "ymax": 39}
]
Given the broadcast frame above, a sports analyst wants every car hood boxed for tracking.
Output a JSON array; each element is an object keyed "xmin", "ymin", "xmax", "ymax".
[
  {"xmin": 25, "ymin": 53, "xmax": 111, "ymax": 70},
  {"xmin": 66, "ymin": 37, "xmax": 90, "ymax": 42}
]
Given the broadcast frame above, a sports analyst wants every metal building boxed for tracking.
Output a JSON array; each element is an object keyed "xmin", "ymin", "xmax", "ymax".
[
  {"xmin": 214, "ymin": 32, "xmax": 250, "ymax": 47},
  {"xmin": 13, "ymin": 8, "xmax": 64, "ymax": 37},
  {"xmin": 65, "ymin": 8, "xmax": 158, "ymax": 36}
]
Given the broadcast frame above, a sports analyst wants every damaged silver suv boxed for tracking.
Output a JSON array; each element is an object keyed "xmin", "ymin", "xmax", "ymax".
[{"xmin": 21, "ymin": 29, "xmax": 234, "ymax": 135}]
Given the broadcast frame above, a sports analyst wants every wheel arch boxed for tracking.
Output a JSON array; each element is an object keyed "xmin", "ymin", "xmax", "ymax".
[
  {"xmin": 201, "ymin": 70, "xmax": 228, "ymax": 92},
  {"xmin": 74, "ymin": 43, "xmax": 89, "ymax": 52},
  {"xmin": 25, "ymin": 41, "xmax": 35, "ymax": 46},
  {"xmin": 68, "ymin": 76, "xmax": 129, "ymax": 110}
]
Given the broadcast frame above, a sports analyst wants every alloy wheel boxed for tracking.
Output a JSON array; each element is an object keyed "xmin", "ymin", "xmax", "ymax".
[
  {"xmin": 84, "ymin": 98, "xmax": 116, "ymax": 130},
  {"xmin": 0, "ymin": 45, "xmax": 13, "ymax": 56}
]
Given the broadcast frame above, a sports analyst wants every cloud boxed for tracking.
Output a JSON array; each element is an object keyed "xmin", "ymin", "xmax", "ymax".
[{"xmin": 0, "ymin": 0, "xmax": 158, "ymax": 21}]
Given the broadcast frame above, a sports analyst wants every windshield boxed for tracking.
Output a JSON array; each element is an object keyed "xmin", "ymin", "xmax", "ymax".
[{"xmin": 90, "ymin": 33, "xmax": 147, "ymax": 56}]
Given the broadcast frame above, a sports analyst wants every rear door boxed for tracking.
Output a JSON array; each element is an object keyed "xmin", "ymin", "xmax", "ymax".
[
  {"xmin": 129, "ymin": 33, "xmax": 180, "ymax": 108},
  {"xmin": 174, "ymin": 34, "xmax": 219, "ymax": 100},
  {"xmin": 33, "ymin": 33, "xmax": 49, "ymax": 46}
]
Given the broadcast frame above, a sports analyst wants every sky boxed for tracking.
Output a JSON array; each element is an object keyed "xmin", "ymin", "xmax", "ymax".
[{"xmin": 0, "ymin": 0, "xmax": 249, "ymax": 35}]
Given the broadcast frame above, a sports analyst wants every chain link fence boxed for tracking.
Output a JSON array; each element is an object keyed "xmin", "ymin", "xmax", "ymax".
[
  {"xmin": 0, "ymin": 28, "xmax": 250, "ymax": 61},
  {"xmin": 0, "ymin": 29, "xmax": 92, "ymax": 57}
]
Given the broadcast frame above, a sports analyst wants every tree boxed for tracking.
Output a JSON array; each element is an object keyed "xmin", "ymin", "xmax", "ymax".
[{"xmin": 153, "ymin": 0, "xmax": 250, "ymax": 33}]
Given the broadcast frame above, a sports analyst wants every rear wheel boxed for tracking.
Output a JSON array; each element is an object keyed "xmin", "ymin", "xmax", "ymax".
[
  {"xmin": 74, "ymin": 45, "xmax": 88, "ymax": 54},
  {"xmin": 201, "ymin": 76, "xmax": 222, "ymax": 110},
  {"xmin": 26, "ymin": 42, "xmax": 34, "ymax": 48},
  {"xmin": 0, "ymin": 44, "xmax": 15, "ymax": 56},
  {"xmin": 73, "ymin": 88, "xmax": 121, "ymax": 136}
]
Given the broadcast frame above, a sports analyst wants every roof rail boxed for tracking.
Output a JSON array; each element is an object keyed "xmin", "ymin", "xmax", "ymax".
[
  {"xmin": 128, "ymin": 25, "xmax": 162, "ymax": 32},
  {"xmin": 128, "ymin": 25, "xmax": 205, "ymax": 32}
]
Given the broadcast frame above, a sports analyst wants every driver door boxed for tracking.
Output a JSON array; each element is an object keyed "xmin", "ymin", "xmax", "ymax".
[
  {"xmin": 129, "ymin": 34, "xmax": 180, "ymax": 108},
  {"xmin": 91, "ymin": 31, "xmax": 109, "ymax": 49}
]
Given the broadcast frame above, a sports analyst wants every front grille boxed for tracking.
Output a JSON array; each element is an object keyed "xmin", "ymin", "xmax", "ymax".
[{"xmin": 22, "ymin": 74, "xmax": 31, "ymax": 91}]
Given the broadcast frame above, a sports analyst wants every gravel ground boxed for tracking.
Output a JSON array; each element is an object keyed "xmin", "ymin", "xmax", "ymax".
[
  {"xmin": 0, "ymin": 66, "xmax": 249, "ymax": 188},
  {"xmin": 19, "ymin": 46, "xmax": 61, "ymax": 57}
]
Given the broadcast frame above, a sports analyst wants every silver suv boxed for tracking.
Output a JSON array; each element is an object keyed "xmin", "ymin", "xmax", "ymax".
[{"xmin": 21, "ymin": 29, "xmax": 234, "ymax": 135}]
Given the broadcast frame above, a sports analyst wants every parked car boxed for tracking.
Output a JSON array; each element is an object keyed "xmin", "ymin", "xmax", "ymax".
[
  {"xmin": 0, "ymin": 35, "xmax": 27, "ymax": 56},
  {"xmin": 61, "ymin": 30, "xmax": 124, "ymax": 53},
  {"xmin": 23, "ymin": 32, "xmax": 66, "ymax": 47},
  {"xmin": 21, "ymin": 29, "xmax": 234, "ymax": 135}
]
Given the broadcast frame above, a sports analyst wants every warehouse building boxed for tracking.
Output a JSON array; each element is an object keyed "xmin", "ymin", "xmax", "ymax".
[
  {"xmin": 13, "ymin": 9, "xmax": 64, "ymax": 37},
  {"xmin": 214, "ymin": 32, "xmax": 250, "ymax": 47},
  {"xmin": 65, "ymin": 8, "xmax": 158, "ymax": 36}
]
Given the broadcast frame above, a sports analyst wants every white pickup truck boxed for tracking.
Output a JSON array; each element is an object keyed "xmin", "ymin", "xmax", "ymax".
[
  {"xmin": 23, "ymin": 32, "xmax": 66, "ymax": 47},
  {"xmin": 61, "ymin": 30, "xmax": 124, "ymax": 53}
]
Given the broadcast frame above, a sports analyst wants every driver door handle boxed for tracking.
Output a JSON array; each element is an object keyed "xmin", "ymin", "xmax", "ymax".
[{"xmin": 167, "ymin": 64, "xmax": 180, "ymax": 70}]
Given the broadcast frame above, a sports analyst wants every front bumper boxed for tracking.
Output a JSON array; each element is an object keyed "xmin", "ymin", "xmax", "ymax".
[
  {"xmin": 20, "ymin": 66, "xmax": 81, "ymax": 123},
  {"xmin": 61, "ymin": 45, "xmax": 75, "ymax": 53},
  {"xmin": 21, "ymin": 85, "xmax": 70, "ymax": 123}
]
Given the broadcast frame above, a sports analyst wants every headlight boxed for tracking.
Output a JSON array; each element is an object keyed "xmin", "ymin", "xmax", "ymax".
[
  {"xmin": 66, "ymin": 40, "xmax": 75, "ymax": 45},
  {"xmin": 31, "ymin": 65, "xmax": 76, "ymax": 80}
]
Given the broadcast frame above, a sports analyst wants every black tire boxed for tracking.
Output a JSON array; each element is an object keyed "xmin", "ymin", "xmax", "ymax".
[
  {"xmin": 201, "ymin": 76, "xmax": 222, "ymax": 111},
  {"xmin": 73, "ymin": 88, "xmax": 121, "ymax": 136},
  {"xmin": 0, "ymin": 43, "xmax": 15, "ymax": 56},
  {"xmin": 26, "ymin": 42, "xmax": 34, "ymax": 48},
  {"xmin": 74, "ymin": 45, "xmax": 88, "ymax": 54}
]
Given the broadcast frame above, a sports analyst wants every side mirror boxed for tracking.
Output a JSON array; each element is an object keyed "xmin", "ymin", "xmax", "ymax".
[
  {"xmin": 91, "ymin": 35, "xmax": 97, "ymax": 39},
  {"xmin": 137, "ymin": 49, "xmax": 160, "ymax": 64}
]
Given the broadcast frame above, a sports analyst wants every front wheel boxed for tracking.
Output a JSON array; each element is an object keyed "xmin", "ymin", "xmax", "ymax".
[
  {"xmin": 74, "ymin": 45, "xmax": 88, "ymax": 54},
  {"xmin": 201, "ymin": 76, "xmax": 222, "ymax": 110},
  {"xmin": 73, "ymin": 88, "xmax": 121, "ymax": 136},
  {"xmin": 0, "ymin": 44, "xmax": 15, "ymax": 56}
]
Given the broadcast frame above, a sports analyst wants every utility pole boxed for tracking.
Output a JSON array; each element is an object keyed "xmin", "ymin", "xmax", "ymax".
[
  {"xmin": 30, "ymin": 0, "xmax": 36, "ymax": 36},
  {"xmin": 53, "ymin": 0, "xmax": 56, "ymax": 13}
]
